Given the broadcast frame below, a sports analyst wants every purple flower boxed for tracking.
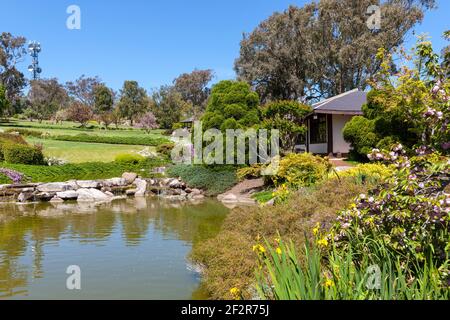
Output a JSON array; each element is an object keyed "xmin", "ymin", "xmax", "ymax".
[{"xmin": 0, "ymin": 168, "xmax": 24, "ymax": 184}]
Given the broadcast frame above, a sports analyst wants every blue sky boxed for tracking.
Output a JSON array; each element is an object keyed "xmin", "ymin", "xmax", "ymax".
[{"xmin": 1, "ymin": 0, "xmax": 449, "ymax": 92}]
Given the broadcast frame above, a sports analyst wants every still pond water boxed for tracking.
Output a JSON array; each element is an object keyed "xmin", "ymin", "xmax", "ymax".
[{"xmin": 0, "ymin": 198, "xmax": 229, "ymax": 299}]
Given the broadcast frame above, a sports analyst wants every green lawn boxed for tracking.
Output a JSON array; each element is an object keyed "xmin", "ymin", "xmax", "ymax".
[
  {"xmin": 26, "ymin": 137, "xmax": 153, "ymax": 163},
  {"xmin": 0, "ymin": 119, "xmax": 166, "ymax": 139}
]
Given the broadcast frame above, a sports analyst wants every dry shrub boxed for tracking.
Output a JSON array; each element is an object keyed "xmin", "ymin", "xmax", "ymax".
[{"xmin": 191, "ymin": 176, "xmax": 376, "ymax": 299}]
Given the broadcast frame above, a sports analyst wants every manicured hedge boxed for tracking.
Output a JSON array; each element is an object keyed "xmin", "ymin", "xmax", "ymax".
[
  {"xmin": 2, "ymin": 143, "xmax": 45, "ymax": 165},
  {"xmin": 0, "ymin": 158, "xmax": 167, "ymax": 183},
  {"xmin": 49, "ymin": 134, "xmax": 170, "ymax": 146},
  {"xmin": 166, "ymin": 164, "xmax": 237, "ymax": 195}
]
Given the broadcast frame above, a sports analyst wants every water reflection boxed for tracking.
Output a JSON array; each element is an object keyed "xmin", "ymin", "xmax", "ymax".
[{"xmin": 0, "ymin": 198, "xmax": 228, "ymax": 299}]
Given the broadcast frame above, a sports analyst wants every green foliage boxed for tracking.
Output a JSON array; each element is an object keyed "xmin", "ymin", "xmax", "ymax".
[
  {"xmin": 262, "ymin": 100, "xmax": 311, "ymax": 152},
  {"xmin": 268, "ymin": 153, "xmax": 332, "ymax": 189},
  {"xmin": 171, "ymin": 122, "xmax": 183, "ymax": 130},
  {"xmin": 117, "ymin": 80, "xmax": 148, "ymax": 124},
  {"xmin": 236, "ymin": 164, "xmax": 262, "ymax": 181},
  {"xmin": 0, "ymin": 84, "xmax": 10, "ymax": 116},
  {"xmin": 93, "ymin": 84, "xmax": 114, "ymax": 114},
  {"xmin": 150, "ymin": 86, "xmax": 189, "ymax": 129},
  {"xmin": 332, "ymin": 149, "xmax": 449, "ymax": 283},
  {"xmin": 202, "ymin": 81, "xmax": 260, "ymax": 131},
  {"xmin": 2, "ymin": 143, "xmax": 45, "ymax": 165},
  {"xmin": 192, "ymin": 177, "xmax": 374, "ymax": 299},
  {"xmin": 114, "ymin": 153, "xmax": 145, "ymax": 165},
  {"xmin": 343, "ymin": 116, "xmax": 378, "ymax": 160},
  {"xmin": 255, "ymin": 239, "xmax": 448, "ymax": 300},
  {"xmin": 1, "ymin": 158, "xmax": 166, "ymax": 183},
  {"xmin": 156, "ymin": 143, "xmax": 175, "ymax": 157},
  {"xmin": 166, "ymin": 164, "xmax": 237, "ymax": 195},
  {"xmin": 4, "ymin": 128, "xmax": 43, "ymax": 138},
  {"xmin": 45, "ymin": 133, "xmax": 169, "ymax": 146},
  {"xmin": 331, "ymin": 163, "xmax": 393, "ymax": 185},
  {"xmin": 344, "ymin": 36, "xmax": 450, "ymax": 159},
  {"xmin": 251, "ymin": 190, "xmax": 274, "ymax": 204}
]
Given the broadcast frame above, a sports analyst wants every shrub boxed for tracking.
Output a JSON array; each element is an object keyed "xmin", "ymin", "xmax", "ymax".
[
  {"xmin": 0, "ymin": 133, "xmax": 29, "ymax": 161},
  {"xmin": 156, "ymin": 143, "xmax": 175, "ymax": 158},
  {"xmin": 4, "ymin": 128, "xmax": 43, "ymax": 138},
  {"xmin": 114, "ymin": 153, "xmax": 145, "ymax": 165},
  {"xmin": 343, "ymin": 116, "xmax": 378, "ymax": 160},
  {"xmin": 2, "ymin": 143, "xmax": 45, "ymax": 165},
  {"xmin": 192, "ymin": 176, "xmax": 375, "ymax": 299},
  {"xmin": 267, "ymin": 153, "xmax": 332, "ymax": 189},
  {"xmin": 330, "ymin": 163, "xmax": 393, "ymax": 185},
  {"xmin": 172, "ymin": 122, "xmax": 183, "ymax": 130},
  {"xmin": 236, "ymin": 164, "xmax": 262, "ymax": 181},
  {"xmin": 166, "ymin": 164, "xmax": 237, "ymax": 195},
  {"xmin": 201, "ymin": 80, "xmax": 260, "ymax": 131},
  {"xmin": 331, "ymin": 147, "xmax": 449, "ymax": 283},
  {"xmin": 0, "ymin": 132, "xmax": 28, "ymax": 145}
]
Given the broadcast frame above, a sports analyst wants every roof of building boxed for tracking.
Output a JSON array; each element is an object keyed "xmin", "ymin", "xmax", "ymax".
[{"xmin": 312, "ymin": 89, "xmax": 366, "ymax": 115}]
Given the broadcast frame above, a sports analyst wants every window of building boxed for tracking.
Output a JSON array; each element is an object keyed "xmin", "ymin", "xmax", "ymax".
[{"xmin": 309, "ymin": 114, "xmax": 327, "ymax": 144}]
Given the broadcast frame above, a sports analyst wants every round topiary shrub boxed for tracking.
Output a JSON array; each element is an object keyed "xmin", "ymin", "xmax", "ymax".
[
  {"xmin": 2, "ymin": 143, "xmax": 45, "ymax": 165},
  {"xmin": 156, "ymin": 143, "xmax": 175, "ymax": 158},
  {"xmin": 267, "ymin": 153, "xmax": 332, "ymax": 189},
  {"xmin": 114, "ymin": 153, "xmax": 145, "ymax": 165}
]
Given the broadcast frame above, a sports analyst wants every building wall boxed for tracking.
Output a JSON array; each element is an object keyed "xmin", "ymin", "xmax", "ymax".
[{"xmin": 332, "ymin": 114, "xmax": 352, "ymax": 154}]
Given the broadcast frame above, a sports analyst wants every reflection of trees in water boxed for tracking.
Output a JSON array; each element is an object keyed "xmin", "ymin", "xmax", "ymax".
[{"xmin": 0, "ymin": 198, "xmax": 228, "ymax": 298}]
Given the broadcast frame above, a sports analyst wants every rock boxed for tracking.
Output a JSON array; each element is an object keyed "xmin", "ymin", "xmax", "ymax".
[
  {"xmin": 76, "ymin": 180, "xmax": 100, "ymax": 189},
  {"xmin": 221, "ymin": 193, "xmax": 238, "ymax": 203},
  {"xmin": 56, "ymin": 190, "xmax": 79, "ymax": 200},
  {"xmin": 101, "ymin": 186, "xmax": 112, "ymax": 193},
  {"xmin": 192, "ymin": 194, "xmax": 205, "ymax": 200},
  {"xmin": 185, "ymin": 187, "xmax": 192, "ymax": 194},
  {"xmin": 265, "ymin": 198, "xmax": 275, "ymax": 206},
  {"xmin": 104, "ymin": 191, "xmax": 114, "ymax": 197},
  {"xmin": 34, "ymin": 192, "xmax": 55, "ymax": 202},
  {"xmin": 134, "ymin": 178, "xmax": 147, "ymax": 197},
  {"xmin": 18, "ymin": 192, "xmax": 34, "ymax": 202},
  {"xmin": 50, "ymin": 196, "xmax": 64, "ymax": 203},
  {"xmin": 37, "ymin": 182, "xmax": 75, "ymax": 193},
  {"xmin": 76, "ymin": 188, "xmax": 111, "ymax": 202},
  {"xmin": 122, "ymin": 172, "xmax": 138, "ymax": 184},
  {"xmin": 126, "ymin": 189, "xmax": 137, "ymax": 196},
  {"xmin": 191, "ymin": 188, "xmax": 201, "ymax": 195},
  {"xmin": 103, "ymin": 177, "xmax": 128, "ymax": 187},
  {"xmin": 168, "ymin": 179, "xmax": 183, "ymax": 188}
]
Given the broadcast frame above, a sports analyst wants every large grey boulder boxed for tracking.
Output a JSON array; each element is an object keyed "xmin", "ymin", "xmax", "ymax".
[
  {"xmin": 103, "ymin": 177, "xmax": 128, "ymax": 187},
  {"xmin": 34, "ymin": 192, "xmax": 56, "ymax": 202},
  {"xmin": 134, "ymin": 178, "xmax": 147, "ymax": 197},
  {"xmin": 76, "ymin": 180, "xmax": 100, "ymax": 189},
  {"xmin": 37, "ymin": 182, "xmax": 75, "ymax": 193},
  {"xmin": 56, "ymin": 190, "xmax": 79, "ymax": 200},
  {"xmin": 76, "ymin": 188, "xmax": 111, "ymax": 202},
  {"xmin": 18, "ymin": 191, "xmax": 34, "ymax": 202}
]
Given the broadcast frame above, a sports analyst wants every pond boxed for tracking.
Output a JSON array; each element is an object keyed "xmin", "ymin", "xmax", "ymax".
[{"xmin": 0, "ymin": 198, "xmax": 229, "ymax": 299}]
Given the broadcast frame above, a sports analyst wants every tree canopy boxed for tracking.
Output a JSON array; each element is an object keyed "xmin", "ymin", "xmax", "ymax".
[
  {"xmin": 0, "ymin": 32, "xmax": 27, "ymax": 109},
  {"xmin": 117, "ymin": 80, "xmax": 148, "ymax": 125},
  {"xmin": 173, "ymin": 69, "xmax": 213, "ymax": 116},
  {"xmin": 235, "ymin": 0, "xmax": 435, "ymax": 103},
  {"xmin": 28, "ymin": 78, "xmax": 69, "ymax": 121},
  {"xmin": 201, "ymin": 80, "xmax": 260, "ymax": 131}
]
